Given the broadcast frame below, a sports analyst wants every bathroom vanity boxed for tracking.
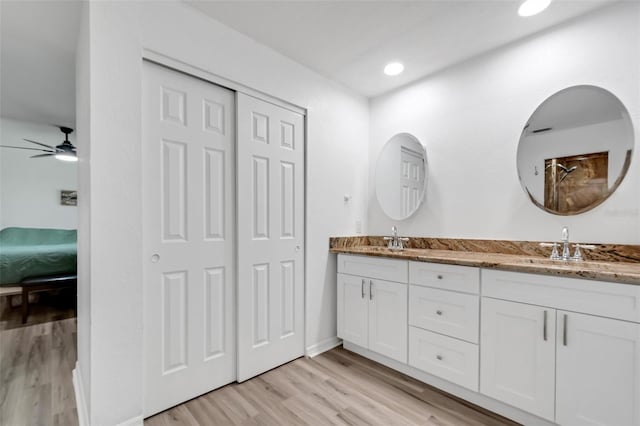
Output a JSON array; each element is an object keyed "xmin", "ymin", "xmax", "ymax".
[{"xmin": 331, "ymin": 241, "xmax": 640, "ymax": 426}]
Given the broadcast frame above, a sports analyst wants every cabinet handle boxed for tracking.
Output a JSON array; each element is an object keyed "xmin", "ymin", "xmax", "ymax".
[
  {"xmin": 361, "ymin": 279, "xmax": 365, "ymax": 299},
  {"xmin": 563, "ymin": 314, "xmax": 568, "ymax": 346},
  {"xmin": 369, "ymin": 280, "xmax": 373, "ymax": 300},
  {"xmin": 543, "ymin": 310, "xmax": 548, "ymax": 341},
  {"xmin": 436, "ymin": 310, "xmax": 443, "ymax": 316}
]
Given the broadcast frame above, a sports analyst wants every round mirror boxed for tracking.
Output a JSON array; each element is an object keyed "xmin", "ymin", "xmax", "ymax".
[
  {"xmin": 375, "ymin": 133, "xmax": 427, "ymax": 220},
  {"xmin": 517, "ymin": 85, "xmax": 634, "ymax": 215}
]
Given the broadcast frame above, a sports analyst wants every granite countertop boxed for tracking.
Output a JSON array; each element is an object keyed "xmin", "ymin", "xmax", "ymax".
[{"xmin": 330, "ymin": 243, "xmax": 640, "ymax": 286}]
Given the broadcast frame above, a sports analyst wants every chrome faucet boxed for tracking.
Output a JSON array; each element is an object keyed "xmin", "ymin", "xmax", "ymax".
[
  {"xmin": 561, "ymin": 226, "xmax": 571, "ymax": 261},
  {"xmin": 540, "ymin": 226, "xmax": 596, "ymax": 261},
  {"xmin": 384, "ymin": 226, "xmax": 409, "ymax": 251}
]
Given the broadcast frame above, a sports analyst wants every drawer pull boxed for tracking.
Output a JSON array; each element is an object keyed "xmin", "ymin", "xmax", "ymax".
[
  {"xmin": 437, "ymin": 274, "xmax": 443, "ymax": 280},
  {"xmin": 361, "ymin": 279, "xmax": 365, "ymax": 299},
  {"xmin": 436, "ymin": 310, "xmax": 443, "ymax": 316},
  {"xmin": 436, "ymin": 355, "xmax": 443, "ymax": 361}
]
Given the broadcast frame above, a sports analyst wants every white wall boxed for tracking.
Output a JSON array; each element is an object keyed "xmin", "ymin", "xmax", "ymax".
[
  {"xmin": 75, "ymin": 0, "xmax": 91, "ymax": 418},
  {"xmin": 77, "ymin": 2, "xmax": 369, "ymax": 424},
  {"xmin": 369, "ymin": 2, "xmax": 640, "ymax": 244},
  {"xmin": 0, "ymin": 117, "xmax": 77, "ymax": 229}
]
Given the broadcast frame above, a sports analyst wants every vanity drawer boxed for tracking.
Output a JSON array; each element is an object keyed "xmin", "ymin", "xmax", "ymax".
[
  {"xmin": 409, "ymin": 326, "xmax": 479, "ymax": 391},
  {"xmin": 409, "ymin": 285, "xmax": 479, "ymax": 343},
  {"xmin": 483, "ymin": 269, "xmax": 640, "ymax": 323},
  {"xmin": 410, "ymin": 261, "xmax": 479, "ymax": 294},
  {"xmin": 338, "ymin": 254, "xmax": 408, "ymax": 282}
]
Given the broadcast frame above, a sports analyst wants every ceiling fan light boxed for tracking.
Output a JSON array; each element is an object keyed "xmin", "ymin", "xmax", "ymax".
[{"xmin": 55, "ymin": 152, "xmax": 78, "ymax": 162}]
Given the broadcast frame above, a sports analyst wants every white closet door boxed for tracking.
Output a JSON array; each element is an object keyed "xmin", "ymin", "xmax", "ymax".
[
  {"xmin": 142, "ymin": 61, "xmax": 236, "ymax": 417},
  {"xmin": 237, "ymin": 93, "xmax": 305, "ymax": 382}
]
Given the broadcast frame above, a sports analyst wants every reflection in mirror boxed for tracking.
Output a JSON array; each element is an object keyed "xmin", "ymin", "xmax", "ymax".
[
  {"xmin": 375, "ymin": 133, "xmax": 427, "ymax": 220},
  {"xmin": 517, "ymin": 85, "xmax": 634, "ymax": 215}
]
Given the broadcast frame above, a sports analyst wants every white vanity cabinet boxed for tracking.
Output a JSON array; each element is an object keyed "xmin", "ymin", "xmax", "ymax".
[
  {"xmin": 336, "ymin": 252, "xmax": 640, "ymax": 426},
  {"xmin": 480, "ymin": 298, "xmax": 556, "ymax": 421},
  {"xmin": 408, "ymin": 261, "xmax": 480, "ymax": 391},
  {"xmin": 336, "ymin": 274, "xmax": 369, "ymax": 347},
  {"xmin": 337, "ymin": 255, "xmax": 408, "ymax": 363},
  {"xmin": 555, "ymin": 311, "xmax": 640, "ymax": 426},
  {"xmin": 482, "ymin": 270, "xmax": 640, "ymax": 426}
]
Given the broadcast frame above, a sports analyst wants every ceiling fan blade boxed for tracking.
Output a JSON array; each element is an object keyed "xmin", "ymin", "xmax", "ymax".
[
  {"xmin": 0, "ymin": 145, "xmax": 55, "ymax": 152},
  {"xmin": 23, "ymin": 138, "xmax": 56, "ymax": 150},
  {"xmin": 30, "ymin": 153, "xmax": 56, "ymax": 158}
]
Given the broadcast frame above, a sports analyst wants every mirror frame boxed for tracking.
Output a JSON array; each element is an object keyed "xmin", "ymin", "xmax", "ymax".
[
  {"xmin": 517, "ymin": 85, "xmax": 634, "ymax": 216},
  {"xmin": 375, "ymin": 132, "xmax": 428, "ymax": 220}
]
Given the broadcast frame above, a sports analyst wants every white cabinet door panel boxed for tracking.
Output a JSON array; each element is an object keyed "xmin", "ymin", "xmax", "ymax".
[
  {"xmin": 556, "ymin": 311, "xmax": 640, "ymax": 426},
  {"xmin": 480, "ymin": 298, "xmax": 555, "ymax": 421},
  {"xmin": 368, "ymin": 279, "xmax": 407, "ymax": 363},
  {"xmin": 337, "ymin": 273, "xmax": 369, "ymax": 348},
  {"xmin": 409, "ymin": 285, "xmax": 479, "ymax": 343},
  {"xmin": 409, "ymin": 327, "xmax": 479, "ymax": 391}
]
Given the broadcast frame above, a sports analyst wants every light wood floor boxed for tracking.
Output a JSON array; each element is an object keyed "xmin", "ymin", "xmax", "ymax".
[
  {"xmin": 146, "ymin": 348, "xmax": 519, "ymax": 426},
  {"xmin": 0, "ymin": 291, "xmax": 78, "ymax": 426},
  {"xmin": 0, "ymin": 293, "xmax": 518, "ymax": 426}
]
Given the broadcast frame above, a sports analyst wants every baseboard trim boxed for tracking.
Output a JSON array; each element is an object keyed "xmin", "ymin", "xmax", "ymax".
[
  {"xmin": 116, "ymin": 415, "xmax": 144, "ymax": 426},
  {"xmin": 72, "ymin": 363, "xmax": 89, "ymax": 426},
  {"xmin": 305, "ymin": 336, "xmax": 342, "ymax": 358}
]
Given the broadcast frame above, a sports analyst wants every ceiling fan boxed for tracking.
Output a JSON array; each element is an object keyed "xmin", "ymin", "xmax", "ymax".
[{"xmin": 0, "ymin": 126, "xmax": 77, "ymax": 162}]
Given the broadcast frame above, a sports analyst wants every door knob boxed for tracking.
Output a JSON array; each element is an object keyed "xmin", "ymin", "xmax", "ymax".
[
  {"xmin": 151, "ymin": 254, "xmax": 160, "ymax": 263},
  {"xmin": 295, "ymin": 245, "xmax": 301, "ymax": 252}
]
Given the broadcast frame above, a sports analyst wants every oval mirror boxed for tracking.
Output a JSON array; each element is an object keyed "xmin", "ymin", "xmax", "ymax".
[
  {"xmin": 375, "ymin": 133, "xmax": 427, "ymax": 220},
  {"xmin": 517, "ymin": 85, "xmax": 634, "ymax": 215}
]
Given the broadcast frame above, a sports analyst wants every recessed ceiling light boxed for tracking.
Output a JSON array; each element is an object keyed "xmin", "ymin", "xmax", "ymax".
[
  {"xmin": 518, "ymin": 0, "xmax": 552, "ymax": 17},
  {"xmin": 384, "ymin": 62, "xmax": 404, "ymax": 76}
]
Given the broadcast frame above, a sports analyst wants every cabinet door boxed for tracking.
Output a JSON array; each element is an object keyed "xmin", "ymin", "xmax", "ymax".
[
  {"xmin": 480, "ymin": 298, "xmax": 556, "ymax": 421},
  {"xmin": 368, "ymin": 278, "xmax": 408, "ymax": 362},
  {"xmin": 556, "ymin": 311, "xmax": 640, "ymax": 426},
  {"xmin": 337, "ymin": 273, "xmax": 368, "ymax": 348}
]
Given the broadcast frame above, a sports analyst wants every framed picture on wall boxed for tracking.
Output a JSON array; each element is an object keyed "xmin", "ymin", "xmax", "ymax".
[{"xmin": 60, "ymin": 190, "xmax": 77, "ymax": 206}]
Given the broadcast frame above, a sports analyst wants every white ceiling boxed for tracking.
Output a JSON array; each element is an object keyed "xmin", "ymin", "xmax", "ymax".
[
  {"xmin": 186, "ymin": 0, "xmax": 614, "ymax": 97},
  {"xmin": 0, "ymin": 0, "xmax": 615, "ymax": 129},
  {"xmin": 0, "ymin": 0, "xmax": 81, "ymax": 127}
]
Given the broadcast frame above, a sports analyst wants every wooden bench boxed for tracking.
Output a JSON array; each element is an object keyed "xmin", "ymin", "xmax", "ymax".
[{"xmin": 20, "ymin": 274, "xmax": 77, "ymax": 323}]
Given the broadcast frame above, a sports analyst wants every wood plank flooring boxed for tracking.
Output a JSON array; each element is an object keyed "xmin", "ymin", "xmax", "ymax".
[
  {"xmin": 146, "ymin": 348, "xmax": 519, "ymax": 426},
  {"xmin": 0, "ymin": 292, "xmax": 78, "ymax": 426},
  {"xmin": 0, "ymin": 291, "xmax": 518, "ymax": 426}
]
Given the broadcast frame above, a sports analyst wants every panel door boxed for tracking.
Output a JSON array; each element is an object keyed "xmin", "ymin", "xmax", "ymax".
[
  {"xmin": 142, "ymin": 62, "xmax": 236, "ymax": 416},
  {"xmin": 337, "ymin": 273, "xmax": 369, "ymax": 348},
  {"xmin": 368, "ymin": 279, "xmax": 408, "ymax": 363},
  {"xmin": 400, "ymin": 146, "xmax": 423, "ymax": 217},
  {"xmin": 237, "ymin": 93, "xmax": 305, "ymax": 382},
  {"xmin": 480, "ymin": 298, "xmax": 555, "ymax": 421},
  {"xmin": 556, "ymin": 311, "xmax": 640, "ymax": 426}
]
